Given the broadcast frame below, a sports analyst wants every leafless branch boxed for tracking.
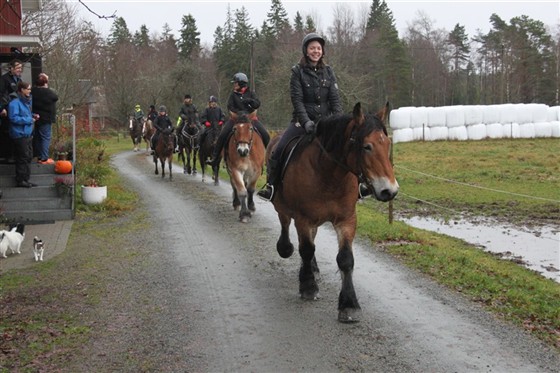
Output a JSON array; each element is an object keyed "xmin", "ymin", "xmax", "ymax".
[{"xmin": 78, "ymin": 0, "xmax": 116, "ymax": 20}]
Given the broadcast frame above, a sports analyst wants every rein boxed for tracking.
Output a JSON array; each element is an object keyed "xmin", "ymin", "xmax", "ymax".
[
  {"xmin": 233, "ymin": 124, "xmax": 254, "ymax": 150},
  {"xmin": 315, "ymin": 126, "xmax": 371, "ymax": 188}
]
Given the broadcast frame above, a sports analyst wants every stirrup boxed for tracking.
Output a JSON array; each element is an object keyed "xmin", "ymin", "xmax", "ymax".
[{"xmin": 257, "ymin": 184, "xmax": 274, "ymax": 202}]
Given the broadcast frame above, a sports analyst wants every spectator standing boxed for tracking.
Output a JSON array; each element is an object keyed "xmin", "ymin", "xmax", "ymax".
[
  {"xmin": 32, "ymin": 73, "xmax": 58, "ymax": 164},
  {"xmin": 8, "ymin": 81, "xmax": 38, "ymax": 188},
  {"xmin": 0, "ymin": 59, "xmax": 23, "ymax": 162}
]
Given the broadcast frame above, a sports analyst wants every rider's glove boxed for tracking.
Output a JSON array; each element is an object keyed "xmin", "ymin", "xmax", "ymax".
[
  {"xmin": 304, "ymin": 120, "xmax": 316, "ymax": 134},
  {"xmin": 218, "ymin": 121, "xmax": 224, "ymax": 126},
  {"xmin": 205, "ymin": 121, "xmax": 211, "ymax": 127}
]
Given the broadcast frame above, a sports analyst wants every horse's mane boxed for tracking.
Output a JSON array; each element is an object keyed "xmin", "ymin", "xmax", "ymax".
[{"xmin": 315, "ymin": 111, "xmax": 386, "ymax": 155}]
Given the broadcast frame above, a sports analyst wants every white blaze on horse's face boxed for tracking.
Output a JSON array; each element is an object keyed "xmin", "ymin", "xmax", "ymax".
[
  {"xmin": 362, "ymin": 131, "xmax": 399, "ymax": 202},
  {"xmin": 235, "ymin": 123, "xmax": 253, "ymax": 157}
]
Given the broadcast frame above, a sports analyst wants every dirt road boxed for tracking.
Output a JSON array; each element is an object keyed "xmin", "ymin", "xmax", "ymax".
[{"xmin": 70, "ymin": 151, "xmax": 559, "ymax": 372}]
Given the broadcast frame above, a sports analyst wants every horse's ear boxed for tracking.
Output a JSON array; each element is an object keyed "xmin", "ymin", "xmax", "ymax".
[
  {"xmin": 376, "ymin": 101, "xmax": 391, "ymax": 123},
  {"xmin": 352, "ymin": 102, "xmax": 365, "ymax": 124}
]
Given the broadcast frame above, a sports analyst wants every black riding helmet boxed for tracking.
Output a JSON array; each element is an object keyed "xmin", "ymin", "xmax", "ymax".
[
  {"xmin": 231, "ymin": 72, "xmax": 249, "ymax": 87},
  {"xmin": 302, "ymin": 32, "xmax": 325, "ymax": 57}
]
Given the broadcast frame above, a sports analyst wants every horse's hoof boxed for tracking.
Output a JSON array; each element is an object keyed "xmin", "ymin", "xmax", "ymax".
[
  {"xmin": 300, "ymin": 291, "xmax": 320, "ymax": 301},
  {"xmin": 240, "ymin": 217, "xmax": 249, "ymax": 223},
  {"xmin": 338, "ymin": 308, "xmax": 361, "ymax": 323},
  {"xmin": 277, "ymin": 242, "xmax": 294, "ymax": 258}
]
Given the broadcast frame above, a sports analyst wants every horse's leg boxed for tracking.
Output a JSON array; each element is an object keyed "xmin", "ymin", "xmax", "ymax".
[
  {"xmin": 334, "ymin": 223, "xmax": 361, "ymax": 323},
  {"xmin": 168, "ymin": 156, "xmax": 173, "ymax": 180},
  {"xmin": 294, "ymin": 220, "xmax": 320, "ymax": 301},
  {"xmin": 160, "ymin": 158, "xmax": 165, "ymax": 178},
  {"xmin": 192, "ymin": 149, "xmax": 198, "ymax": 174},
  {"xmin": 153, "ymin": 154, "xmax": 159, "ymax": 175},
  {"xmin": 276, "ymin": 212, "xmax": 294, "ymax": 258},
  {"xmin": 213, "ymin": 163, "xmax": 220, "ymax": 186},
  {"xmin": 186, "ymin": 149, "xmax": 192, "ymax": 175}
]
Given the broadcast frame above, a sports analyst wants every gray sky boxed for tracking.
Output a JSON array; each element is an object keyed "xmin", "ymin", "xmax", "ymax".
[{"xmin": 73, "ymin": 0, "xmax": 560, "ymax": 45}]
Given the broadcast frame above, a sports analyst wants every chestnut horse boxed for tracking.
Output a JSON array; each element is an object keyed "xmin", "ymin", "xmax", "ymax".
[
  {"xmin": 142, "ymin": 119, "xmax": 155, "ymax": 152},
  {"xmin": 153, "ymin": 129, "xmax": 174, "ymax": 180},
  {"xmin": 224, "ymin": 112, "xmax": 265, "ymax": 223},
  {"xmin": 268, "ymin": 102, "xmax": 399, "ymax": 322}
]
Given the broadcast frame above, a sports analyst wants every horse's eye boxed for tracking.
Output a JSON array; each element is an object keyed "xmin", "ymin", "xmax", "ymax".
[{"xmin": 363, "ymin": 143, "xmax": 373, "ymax": 152}]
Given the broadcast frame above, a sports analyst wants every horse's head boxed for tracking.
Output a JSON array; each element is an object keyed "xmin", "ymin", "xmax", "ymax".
[
  {"xmin": 231, "ymin": 112, "xmax": 254, "ymax": 158},
  {"xmin": 317, "ymin": 102, "xmax": 399, "ymax": 202}
]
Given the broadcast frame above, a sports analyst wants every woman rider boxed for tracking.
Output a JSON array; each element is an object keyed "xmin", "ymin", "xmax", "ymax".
[{"xmin": 257, "ymin": 33, "xmax": 343, "ymax": 201}]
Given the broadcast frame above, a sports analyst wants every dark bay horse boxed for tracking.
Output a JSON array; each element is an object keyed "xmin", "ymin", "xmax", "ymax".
[
  {"xmin": 268, "ymin": 102, "xmax": 399, "ymax": 322},
  {"xmin": 224, "ymin": 112, "xmax": 265, "ymax": 223},
  {"xmin": 198, "ymin": 121, "xmax": 222, "ymax": 185},
  {"xmin": 153, "ymin": 129, "xmax": 174, "ymax": 180},
  {"xmin": 177, "ymin": 115, "xmax": 199, "ymax": 175},
  {"xmin": 142, "ymin": 119, "xmax": 155, "ymax": 152},
  {"xmin": 129, "ymin": 116, "xmax": 143, "ymax": 152}
]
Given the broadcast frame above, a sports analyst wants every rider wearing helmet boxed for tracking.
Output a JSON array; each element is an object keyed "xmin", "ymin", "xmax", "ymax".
[
  {"xmin": 151, "ymin": 105, "xmax": 178, "ymax": 153},
  {"xmin": 207, "ymin": 72, "xmax": 270, "ymax": 167},
  {"xmin": 134, "ymin": 104, "xmax": 144, "ymax": 122},
  {"xmin": 257, "ymin": 33, "xmax": 343, "ymax": 201},
  {"xmin": 177, "ymin": 94, "xmax": 199, "ymax": 132},
  {"xmin": 198, "ymin": 95, "xmax": 225, "ymax": 146},
  {"xmin": 147, "ymin": 104, "xmax": 157, "ymax": 122}
]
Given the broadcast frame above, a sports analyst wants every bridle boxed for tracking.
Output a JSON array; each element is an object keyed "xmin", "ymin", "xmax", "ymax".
[{"xmin": 232, "ymin": 123, "xmax": 254, "ymax": 152}]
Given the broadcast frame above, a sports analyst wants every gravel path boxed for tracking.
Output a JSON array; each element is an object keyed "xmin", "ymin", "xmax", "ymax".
[{"xmin": 55, "ymin": 151, "xmax": 560, "ymax": 372}]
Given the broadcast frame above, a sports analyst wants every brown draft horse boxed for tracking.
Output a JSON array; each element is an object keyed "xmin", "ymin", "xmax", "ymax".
[
  {"xmin": 224, "ymin": 111, "xmax": 265, "ymax": 223},
  {"xmin": 153, "ymin": 129, "xmax": 174, "ymax": 180},
  {"xmin": 129, "ymin": 116, "xmax": 143, "ymax": 152},
  {"xmin": 268, "ymin": 102, "xmax": 399, "ymax": 322},
  {"xmin": 142, "ymin": 119, "xmax": 155, "ymax": 152}
]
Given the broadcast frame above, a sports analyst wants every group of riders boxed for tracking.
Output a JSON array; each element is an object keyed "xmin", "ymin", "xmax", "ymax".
[{"xmin": 130, "ymin": 32, "xmax": 372, "ymax": 202}]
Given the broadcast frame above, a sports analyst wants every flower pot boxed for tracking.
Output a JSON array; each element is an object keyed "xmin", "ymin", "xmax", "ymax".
[{"xmin": 81, "ymin": 185, "xmax": 107, "ymax": 205}]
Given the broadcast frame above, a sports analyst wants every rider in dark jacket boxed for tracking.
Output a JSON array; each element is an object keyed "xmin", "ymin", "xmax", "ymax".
[
  {"xmin": 151, "ymin": 105, "xmax": 177, "ymax": 153},
  {"xmin": 177, "ymin": 94, "xmax": 199, "ymax": 132},
  {"xmin": 207, "ymin": 72, "xmax": 270, "ymax": 166},
  {"xmin": 198, "ymin": 95, "xmax": 225, "ymax": 144},
  {"xmin": 257, "ymin": 33, "xmax": 343, "ymax": 201},
  {"xmin": 147, "ymin": 105, "xmax": 158, "ymax": 122}
]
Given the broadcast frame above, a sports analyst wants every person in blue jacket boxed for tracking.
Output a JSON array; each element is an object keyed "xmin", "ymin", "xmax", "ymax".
[{"xmin": 8, "ymin": 81, "xmax": 38, "ymax": 187}]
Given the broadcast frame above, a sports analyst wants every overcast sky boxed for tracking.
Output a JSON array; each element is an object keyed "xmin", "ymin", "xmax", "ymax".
[{"xmin": 74, "ymin": 0, "xmax": 560, "ymax": 46}]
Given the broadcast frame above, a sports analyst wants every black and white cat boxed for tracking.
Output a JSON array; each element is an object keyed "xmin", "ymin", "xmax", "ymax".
[{"xmin": 33, "ymin": 236, "xmax": 44, "ymax": 262}]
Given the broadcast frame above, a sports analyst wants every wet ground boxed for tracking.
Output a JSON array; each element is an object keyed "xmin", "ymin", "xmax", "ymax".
[{"xmin": 400, "ymin": 216, "xmax": 559, "ymax": 283}]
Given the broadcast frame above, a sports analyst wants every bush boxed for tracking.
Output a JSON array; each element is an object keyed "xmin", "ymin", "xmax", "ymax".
[{"xmin": 75, "ymin": 137, "xmax": 111, "ymax": 187}]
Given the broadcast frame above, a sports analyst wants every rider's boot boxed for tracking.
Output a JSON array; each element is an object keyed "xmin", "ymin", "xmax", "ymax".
[
  {"xmin": 257, "ymin": 158, "xmax": 278, "ymax": 202},
  {"xmin": 358, "ymin": 183, "xmax": 372, "ymax": 199}
]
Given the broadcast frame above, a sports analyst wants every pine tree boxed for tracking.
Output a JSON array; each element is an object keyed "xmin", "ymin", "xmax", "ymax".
[
  {"xmin": 108, "ymin": 17, "xmax": 131, "ymax": 47},
  {"xmin": 178, "ymin": 14, "xmax": 201, "ymax": 61}
]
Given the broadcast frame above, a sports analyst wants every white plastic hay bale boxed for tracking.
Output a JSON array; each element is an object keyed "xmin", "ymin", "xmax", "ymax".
[
  {"xmin": 498, "ymin": 103, "xmax": 516, "ymax": 124},
  {"xmin": 518, "ymin": 123, "xmax": 535, "ymax": 138},
  {"xmin": 429, "ymin": 126, "xmax": 449, "ymax": 141},
  {"xmin": 464, "ymin": 105, "xmax": 483, "ymax": 125},
  {"xmin": 445, "ymin": 106, "xmax": 466, "ymax": 128},
  {"xmin": 528, "ymin": 103, "xmax": 548, "ymax": 123},
  {"xmin": 486, "ymin": 123, "xmax": 504, "ymax": 139},
  {"xmin": 467, "ymin": 123, "xmax": 487, "ymax": 140},
  {"xmin": 546, "ymin": 106, "xmax": 559, "ymax": 121},
  {"xmin": 514, "ymin": 103, "xmax": 532, "ymax": 124},
  {"xmin": 410, "ymin": 106, "xmax": 428, "ymax": 129},
  {"xmin": 448, "ymin": 126, "xmax": 468, "ymax": 140},
  {"xmin": 427, "ymin": 107, "xmax": 446, "ymax": 127},
  {"xmin": 390, "ymin": 107, "xmax": 412, "ymax": 129},
  {"xmin": 502, "ymin": 123, "xmax": 520, "ymax": 138},
  {"xmin": 533, "ymin": 122, "xmax": 552, "ymax": 137},
  {"xmin": 412, "ymin": 126, "xmax": 430, "ymax": 141},
  {"xmin": 392, "ymin": 128, "xmax": 414, "ymax": 143},
  {"xmin": 550, "ymin": 121, "xmax": 560, "ymax": 137},
  {"xmin": 482, "ymin": 105, "xmax": 500, "ymax": 124}
]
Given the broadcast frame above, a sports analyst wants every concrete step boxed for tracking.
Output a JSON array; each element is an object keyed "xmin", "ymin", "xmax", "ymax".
[
  {"xmin": 2, "ymin": 208, "xmax": 73, "ymax": 223},
  {"xmin": 1, "ymin": 196, "xmax": 72, "ymax": 211}
]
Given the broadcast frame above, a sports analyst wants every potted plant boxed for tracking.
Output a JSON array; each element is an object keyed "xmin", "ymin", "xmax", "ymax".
[
  {"xmin": 53, "ymin": 175, "xmax": 74, "ymax": 197},
  {"xmin": 76, "ymin": 138, "xmax": 110, "ymax": 205}
]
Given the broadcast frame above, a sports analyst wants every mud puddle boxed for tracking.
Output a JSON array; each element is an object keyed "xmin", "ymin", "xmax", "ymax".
[{"xmin": 399, "ymin": 216, "xmax": 559, "ymax": 283}]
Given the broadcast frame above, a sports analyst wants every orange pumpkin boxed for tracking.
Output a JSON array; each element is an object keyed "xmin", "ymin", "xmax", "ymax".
[{"xmin": 55, "ymin": 160, "xmax": 73, "ymax": 174}]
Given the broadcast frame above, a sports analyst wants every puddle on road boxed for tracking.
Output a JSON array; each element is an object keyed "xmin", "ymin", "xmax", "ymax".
[{"xmin": 399, "ymin": 216, "xmax": 560, "ymax": 283}]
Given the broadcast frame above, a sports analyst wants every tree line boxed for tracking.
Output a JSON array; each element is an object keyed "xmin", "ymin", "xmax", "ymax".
[{"xmin": 22, "ymin": 0, "xmax": 560, "ymax": 130}]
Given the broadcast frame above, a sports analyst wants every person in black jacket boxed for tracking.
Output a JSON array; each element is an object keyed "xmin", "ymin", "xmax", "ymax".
[
  {"xmin": 0, "ymin": 59, "xmax": 23, "ymax": 162},
  {"xmin": 198, "ymin": 95, "xmax": 225, "ymax": 145},
  {"xmin": 206, "ymin": 72, "xmax": 270, "ymax": 166},
  {"xmin": 257, "ymin": 33, "xmax": 343, "ymax": 201},
  {"xmin": 32, "ymin": 73, "xmax": 59, "ymax": 164},
  {"xmin": 151, "ymin": 105, "xmax": 177, "ymax": 153}
]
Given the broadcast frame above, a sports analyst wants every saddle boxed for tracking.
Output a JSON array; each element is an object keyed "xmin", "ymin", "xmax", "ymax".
[{"xmin": 277, "ymin": 134, "xmax": 312, "ymax": 182}]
